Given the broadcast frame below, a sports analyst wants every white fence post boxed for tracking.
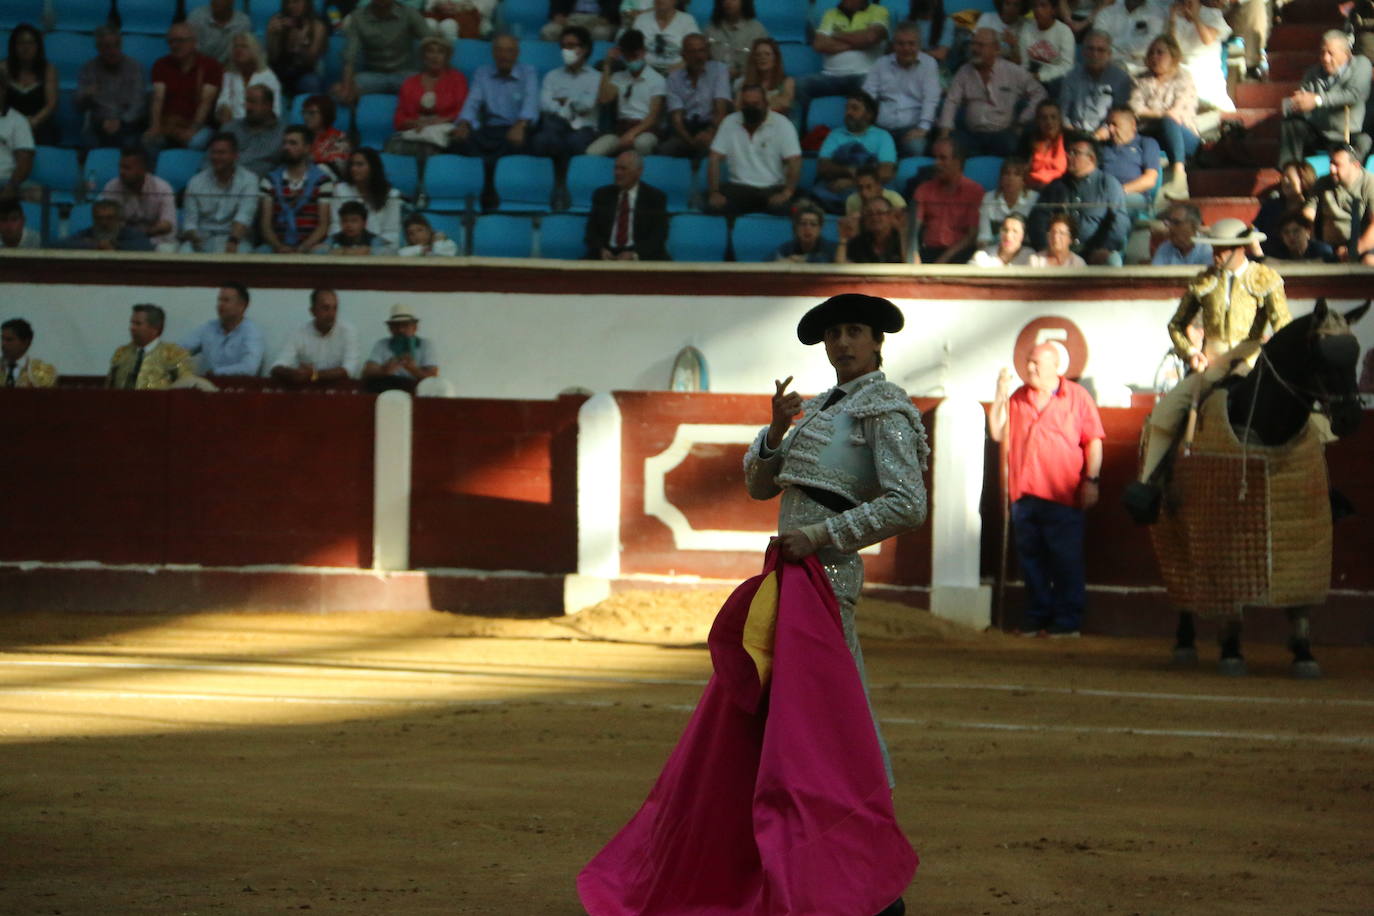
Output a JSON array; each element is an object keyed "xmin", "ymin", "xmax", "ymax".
[
  {"xmin": 373, "ymin": 390, "xmax": 413, "ymax": 572},
  {"xmin": 567, "ymin": 392, "xmax": 622, "ymax": 612},
  {"xmin": 929, "ymin": 395, "xmax": 992, "ymax": 628}
]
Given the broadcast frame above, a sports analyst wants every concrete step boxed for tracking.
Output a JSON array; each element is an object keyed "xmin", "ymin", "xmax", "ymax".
[
  {"xmin": 1188, "ymin": 167, "xmax": 1281, "ymax": 198},
  {"xmin": 1234, "ymin": 80, "xmax": 1299, "ymax": 109},
  {"xmin": 1267, "ymin": 23, "xmax": 1331, "ymax": 52},
  {"xmin": 1266, "ymin": 50, "xmax": 1313, "ymax": 82},
  {"xmin": 1184, "ymin": 196, "xmax": 1263, "ymax": 226},
  {"xmin": 1276, "ymin": 0, "xmax": 1345, "ymax": 25},
  {"xmin": 1223, "ymin": 109, "xmax": 1281, "ymax": 136}
]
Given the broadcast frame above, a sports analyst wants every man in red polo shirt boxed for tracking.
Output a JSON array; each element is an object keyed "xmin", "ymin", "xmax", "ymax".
[
  {"xmin": 144, "ymin": 22, "xmax": 223, "ymax": 156},
  {"xmin": 912, "ymin": 136, "xmax": 984, "ymax": 264},
  {"xmin": 988, "ymin": 342, "xmax": 1105, "ymax": 637}
]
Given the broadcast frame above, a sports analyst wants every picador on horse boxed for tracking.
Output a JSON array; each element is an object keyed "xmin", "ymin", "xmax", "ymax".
[{"xmin": 1124, "ymin": 218, "xmax": 1369, "ymax": 677}]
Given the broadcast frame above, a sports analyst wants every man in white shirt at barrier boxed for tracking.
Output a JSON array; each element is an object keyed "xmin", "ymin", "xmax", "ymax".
[
  {"xmin": 270, "ymin": 289, "xmax": 360, "ymax": 387},
  {"xmin": 705, "ymin": 84, "xmax": 801, "ymax": 216},
  {"xmin": 862, "ymin": 21, "xmax": 940, "ymax": 158}
]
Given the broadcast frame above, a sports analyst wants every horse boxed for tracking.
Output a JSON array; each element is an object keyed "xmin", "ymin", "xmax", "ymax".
[{"xmin": 1149, "ymin": 298, "xmax": 1369, "ymax": 677}]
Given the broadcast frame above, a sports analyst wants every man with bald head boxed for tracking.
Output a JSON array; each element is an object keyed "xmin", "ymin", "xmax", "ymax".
[
  {"xmin": 988, "ymin": 343, "xmax": 1105, "ymax": 638},
  {"xmin": 937, "ymin": 27, "xmax": 1047, "ymax": 157},
  {"xmin": 584, "ymin": 150, "xmax": 669, "ymax": 260},
  {"xmin": 144, "ymin": 22, "xmax": 223, "ymax": 155},
  {"xmin": 1279, "ymin": 30, "xmax": 1373, "ymax": 165}
]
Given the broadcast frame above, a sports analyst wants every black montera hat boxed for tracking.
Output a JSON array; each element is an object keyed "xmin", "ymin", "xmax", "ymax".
[{"xmin": 796, "ymin": 294, "xmax": 905, "ymax": 345}]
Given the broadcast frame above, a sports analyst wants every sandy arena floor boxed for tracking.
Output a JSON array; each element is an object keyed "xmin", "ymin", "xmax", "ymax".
[{"xmin": 1, "ymin": 594, "xmax": 1372, "ymax": 915}]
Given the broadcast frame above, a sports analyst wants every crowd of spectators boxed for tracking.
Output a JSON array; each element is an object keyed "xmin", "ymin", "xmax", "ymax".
[{"xmin": 0, "ymin": 0, "xmax": 1371, "ymax": 266}]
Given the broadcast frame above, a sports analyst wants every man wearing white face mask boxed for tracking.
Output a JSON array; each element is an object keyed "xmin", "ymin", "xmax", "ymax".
[{"xmin": 531, "ymin": 25, "xmax": 603, "ymax": 160}]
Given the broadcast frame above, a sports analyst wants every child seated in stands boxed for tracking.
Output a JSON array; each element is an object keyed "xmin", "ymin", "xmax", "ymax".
[
  {"xmin": 320, "ymin": 200, "xmax": 396, "ymax": 255},
  {"xmin": 398, "ymin": 213, "xmax": 460, "ymax": 256}
]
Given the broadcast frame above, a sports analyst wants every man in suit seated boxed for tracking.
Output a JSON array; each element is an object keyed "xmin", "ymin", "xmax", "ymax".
[
  {"xmin": 107, "ymin": 304, "xmax": 197, "ymax": 390},
  {"xmin": 1279, "ymin": 30, "xmax": 1373, "ymax": 165},
  {"xmin": 584, "ymin": 150, "xmax": 669, "ymax": 260}
]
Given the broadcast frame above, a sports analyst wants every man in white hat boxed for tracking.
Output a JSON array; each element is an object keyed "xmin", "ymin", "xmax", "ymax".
[
  {"xmin": 362, "ymin": 304, "xmax": 440, "ymax": 387},
  {"xmin": 1130, "ymin": 218, "xmax": 1291, "ymax": 511}
]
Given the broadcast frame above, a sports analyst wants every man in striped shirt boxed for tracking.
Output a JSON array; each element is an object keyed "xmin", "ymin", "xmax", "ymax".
[{"xmin": 257, "ymin": 125, "xmax": 334, "ymax": 254}]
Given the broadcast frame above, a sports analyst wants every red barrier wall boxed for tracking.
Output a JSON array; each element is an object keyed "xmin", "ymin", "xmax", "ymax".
[
  {"xmin": 409, "ymin": 395, "xmax": 583, "ymax": 572},
  {"xmin": 615, "ymin": 392, "xmax": 939, "ymax": 584},
  {"xmin": 0, "ymin": 389, "xmax": 375, "ymax": 568}
]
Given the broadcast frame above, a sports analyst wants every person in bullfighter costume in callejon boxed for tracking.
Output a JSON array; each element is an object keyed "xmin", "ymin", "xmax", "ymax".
[{"xmin": 578, "ymin": 294, "xmax": 928, "ymax": 916}]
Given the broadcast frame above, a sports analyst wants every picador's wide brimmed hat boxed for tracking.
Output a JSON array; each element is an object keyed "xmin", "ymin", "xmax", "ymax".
[
  {"xmin": 797, "ymin": 294, "xmax": 905, "ymax": 345},
  {"xmin": 1194, "ymin": 217, "xmax": 1266, "ymax": 248}
]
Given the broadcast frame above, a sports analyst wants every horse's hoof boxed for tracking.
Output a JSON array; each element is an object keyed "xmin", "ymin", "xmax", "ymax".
[
  {"xmin": 1171, "ymin": 646, "xmax": 1199, "ymax": 667},
  {"xmin": 1218, "ymin": 657, "xmax": 1247, "ymax": 677},
  {"xmin": 1292, "ymin": 659, "xmax": 1322, "ymax": 679}
]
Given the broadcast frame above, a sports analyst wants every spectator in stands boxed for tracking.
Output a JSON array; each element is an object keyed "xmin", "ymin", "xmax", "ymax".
[
  {"xmin": 772, "ymin": 200, "xmax": 838, "ymax": 262},
  {"xmin": 1099, "ymin": 106, "xmax": 1160, "ymax": 211},
  {"xmin": 813, "ymin": 91, "xmax": 896, "ymax": 213},
  {"xmin": 705, "ymin": 0, "xmax": 767, "ymax": 79},
  {"xmin": 1130, "ymin": 34, "xmax": 1199, "ymax": 202},
  {"xmin": 912, "ymin": 135, "xmax": 983, "ymax": 263},
  {"xmin": 938, "ymin": 28, "xmax": 1046, "ymax": 158},
  {"xmin": 363, "ymin": 305, "xmax": 440, "ymax": 386},
  {"xmin": 388, "ymin": 36, "xmax": 468, "ymax": 158},
  {"xmin": 100, "ymin": 148, "xmax": 178, "ymax": 252},
  {"xmin": 844, "ymin": 164, "xmax": 906, "ymax": 216},
  {"xmin": 1279, "ymin": 30, "xmax": 1374, "ymax": 166},
  {"xmin": 632, "ymin": 0, "xmax": 701, "ymax": 75},
  {"xmin": 1016, "ymin": 0, "xmax": 1074, "ymax": 94},
  {"xmin": 1029, "ymin": 211, "xmax": 1085, "ymax": 266},
  {"xmin": 973, "ymin": 0, "xmax": 1026, "ymax": 62},
  {"xmin": 302, "ymin": 94, "xmax": 352, "ymax": 175},
  {"xmin": 977, "ymin": 157, "xmax": 1037, "ymax": 247},
  {"xmin": 1304, "ymin": 143, "xmax": 1374, "ymax": 265},
  {"xmin": 320, "ymin": 199, "xmax": 397, "ymax": 254},
  {"xmin": 530, "ymin": 26, "xmax": 601, "ymax": 161},
  {"xmin": 76, "ymin": 27, "xmax": 147, "ymax": 150},
  {"xmin": 425, "ymin": 0, "xmax": 498, "ymax": 40},
  {"xmin": 0, "ymin": 73, "xmax": 33, "ymax": 201},
  {"xmin": 1170, "ymin": 0, "xmax": 1233, "ymax": 113},
  {"xmin": 1348, "ymin": 0, "xmax": 1374, "ymax": 65},
  {"xmin": 3, "ymin": 25, "xmax": 58, "ymax": 147},
  {"xmin": 330, "ymin": 147, "xmax": 402, "ymax": 246},
  {"xmin": 836, "ymin": 194, "xmax": 905, "ymax": 262},
  {"xmin": 862, "ymin": 21, "xmax": 940, "ymax": 158},
  {"xmin": 223, "ymin": 84, "xmax": 285, "ymax": 177},
  {"xmin": 189, "ymin": 0, "xmax": 254, "ymax": 66},
  {"xmin": 659, "ymin": 34, "xmax": 732, "ymax": 160},
  {"xmin": 259, "ymin": 125, "xmax": 336, "ymax": 254},
  {"xmin": 109, "ymin": 305, "xmax": 196, "ymax": 390},
  {"xmin": 706, "ymin": 84, "xmax": 801, "ymax": 216},
  {"xmin": 270, "ymin": 289, "xmax": 360, "ymax": 385},
  {"xmin": 267, "ymin": 0, "xmax": 329, "ymax": 97},
  {"xmin": 588, "ymin": 31, "xmax": 666, "ymax": 157},
  {"xmin": 1262, "ymin": 212, "xmax": 1334, "ymax": 263},
  {"xmin": 145, "ymin": 22, "xmax": 223, "ymax": 155},
  {"xmin": 452, "ymin": 34, "xmax": 538, "ymax": 180},
  {"xmin": 181, "ymin": 132, "xmax": 259, "ymax": 253},
  {"xmin": 333, "ymin": 0, "xmax": 430, "ymax": 105},
  {"xmin": 1020, "ymin": 99, "xmax": 1068, "ymax": 190},
  {"xmin": 584, "ymin": 149, "xmax": 669, "ymax": 260},
  {"xmin": 0, "ymin": 198, "xmax": 39, "ymax": 248},
  {"xmin": 1221, "ymin": 0, "xmax": 1269, "ymax": 81},
  {"xmin": 1092, "ymin": 0, "xmax": 1165, "ymax": 75},
  {"xmin": 972, "ymin": 211, "xmax": 1034, "ymax": 266},
  {"xmin": 541, "ymin": 0, "xmax": 620, "ymax": 43},
  {"xmin": 218, "ymin": 33, "xmax": 283, "ymax": 125},
  {"xmin": 1255, "ymin": 158, "xmax": 1317, "ymax": 241},
  {"xmin": 799, "ymin": 0, "xmax": 891, "ymax": 111},
  {"xmin": 398, "ymin": 212, "xmax": 460, "ymax": 255},
  {"xmin": 1, "ymin": 318, "xmax": 55, "ymax": 387},
  {"xmin": 1151, "ymin": 201, "xmax": 1211, "ymax": 265},
  {"xmin": 1030, "ymin": 136, "xmax": 1128, "ymax": 265},
  {"xmin": 181, "ymin": 282, "xmax": 266, "ymax": 378},
  {"xmin": 1059, "ymin": 30, "xmax": 1133, "ymax": 140},
  {"xmin": 735, "ymin": 37, "xmax": 794, "ymax": 116},
  {"xmin": 62, "ymin": 199, "xmax": 155, "ymax": 251},
  {"xmin": 903, "ymin": 0, "xmax": 953, "ymax": 68}
]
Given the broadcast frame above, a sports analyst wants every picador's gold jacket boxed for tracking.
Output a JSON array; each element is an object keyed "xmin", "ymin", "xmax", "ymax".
[
  {"xmin": 107, "ymin": 341, "xmax": 196, "ymax": 390},
  {"xmin": 1168, "ymin": 261, "xmax": 1291, "ymax": 363}
]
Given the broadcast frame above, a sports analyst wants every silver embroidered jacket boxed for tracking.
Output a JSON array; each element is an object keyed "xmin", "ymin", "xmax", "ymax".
[{"xmin": 743, "ymin": 371, "xmax": 930, "ymax": 553}]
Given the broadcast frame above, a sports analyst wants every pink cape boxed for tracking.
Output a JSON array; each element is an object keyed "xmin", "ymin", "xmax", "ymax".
[{"xmin": 577, "ymin": 547, "xmax": 918, "ymax": 915}]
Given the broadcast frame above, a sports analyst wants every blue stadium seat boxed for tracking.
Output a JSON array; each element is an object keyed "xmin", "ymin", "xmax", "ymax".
[
  {"xmin": 667, "ymin": 213, "xmax": 727, "ymax": 261},
  {"xmin": 756, "ymin": 0, "xmax": 808, "ymax": 44},
  {"xmin": 323, "ymin": 34, "xmax": 347, "ymax": 85},
  {"xmin": 518, "ymin": 39, "xmax": 563, "ymax": 75},
  {"xmin": 20, "ymin": 200, "xmax": 49, "ymax": 243},
  {"xmin": 119, "ymin": 0, "xmax": 176, "ymax": 35},
  {"xmin": 964, "ymin": 155, "xmax": 1003, "ymax": 191},
  {"xmin": 687, "ymin": 0, "xmax": 712, "ymax": 25},
  {"xmin": 1, "ymin": 0, "xmax": 46, "ymax": 30},
  {"xmin": 122, "ymin": 33, "xmax": 166, "ymax": 69},
  {"xmin": 501, "ymin": 0, "xmax": 548, "ymax": 38},
  {"xmin": 472, "ymin": 214, "xmax": 535, "ymax": 257},
  {"xmin": 730, "ymin": 213, "xmax": 792, "ymax": 262},
  {"xmin": 538, "ymin": 213, "xmax": 587, "ymax": 259},
  {"xmin": 67, "ymin": 202, "xmax": 93, "ymax": 238},
  {"xmin": 85, "ymin": 146, "xmax": 122, "ymax": 193},
  {"xmin": 46, "ymin": 31, "xmax": 91, "ymax": 89},
  {"xmin": 247, "ymin": 0, "xmax": 276, "ymax": 33},
  {"xmin": 30, "ymin": 146, "xmax": 82, "ymax": 205},
  {"xmin": 287, "ymin": 93, "xmax": 313, "ymax": 125},
  {"xmin": 422, "ymin": 154, "xmax": 484, "ymax": 210},
  {"xmin": 493, "ymin": 154, "xmax": 554, "ymax": 211},
  {"xmin": 778, "ymin": 42, "xmax": 821, "ymax": 79},
  {"xmin": 565, "ymin": 154, "xmax": 613, "ymax": 213},
  {"xmin": 805, "ymin": 96, "xmax": 847, "ymax": 132},
  {"xmin": 380, "ymin": 152, "xmax": 419, "ymax": 201},
  {"xmin": 590, "ymin": 40, "xmax": 614, "ymax": 67},
  {"xmin": 354, "ymin": 94, "xmax": 398, "ymax": 148},
  {"xmin": 800, "ymin": 156, "xmax": 817, "ymax": 192},
  {"xmin": 891, "ymin": 155, "xmax": 933, "ymax": 191},
  {"xmin": 155, "ymin": 148, "xmax": 205, "ymax": 192},
  {"xmin": 1305, "ymin": 153, "xmax": 1331, "ymax": 178},
  {"xmin": 55, "ymin": 89, "xmax": 85, "ymax": 146},
  {"xmin": 53, "ymin": 0, "xmax": 113, "ymax": 32},
  {"xmin": 641, "ymin": 155, "xmax": 693, "ymax": 212},
  {"xmin": 453, "ymin": 38, "xmax": 493, "ymax": 72},
  {"xmin": 421, "ymin": 211, "xmax": 466, "ymax": 253}
]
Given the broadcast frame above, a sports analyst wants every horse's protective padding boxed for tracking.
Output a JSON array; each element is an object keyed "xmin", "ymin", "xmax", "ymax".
[{"xmin": 1149, "ymin": 392, "xmax": 1331, "ymax": 617}]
